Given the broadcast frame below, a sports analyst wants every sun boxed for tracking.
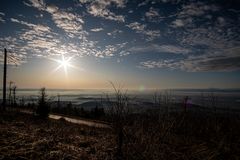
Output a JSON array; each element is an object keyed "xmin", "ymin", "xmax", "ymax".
[
  {"xmin": 58, "ymin": 55, "xmax": 71, "ymax": 73},
  {"xmin": 49, "ymin": 54, "xmax": 76, "ymax": 77}
]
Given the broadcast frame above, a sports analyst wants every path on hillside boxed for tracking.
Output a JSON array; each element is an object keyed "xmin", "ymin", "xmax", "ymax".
[
  {"xmin": 49, "ymin": 114, "xmax": 110, "ymax": 128},
  {"xmin": 20, "ymin": 110, "xmax": 110, "ymax": 128}
]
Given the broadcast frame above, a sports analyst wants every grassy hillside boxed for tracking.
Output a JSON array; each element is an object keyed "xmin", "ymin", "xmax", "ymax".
[
  {"xmin": 1, "ymin": 109, "xmax": 240, "ymax": 160},
  {"xmin": 0, "ymin": 111, "xmax": 115, "ymax": 160}
]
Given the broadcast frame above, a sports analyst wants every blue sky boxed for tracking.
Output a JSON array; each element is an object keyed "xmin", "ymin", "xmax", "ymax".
[{"xmin": 0, "ymin": 0, "xmax": 240, "ymax": 89}]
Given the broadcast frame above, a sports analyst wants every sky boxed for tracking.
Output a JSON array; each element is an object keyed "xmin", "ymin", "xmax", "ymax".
[{"xmin": 0, "ymin": 0, "xmax": 240, "ymax": 90}]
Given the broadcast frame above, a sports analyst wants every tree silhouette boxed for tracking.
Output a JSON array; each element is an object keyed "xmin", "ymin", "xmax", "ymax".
[{"xmin": 36, "ymin": 88, "xmax": 50, "ymax": 118}]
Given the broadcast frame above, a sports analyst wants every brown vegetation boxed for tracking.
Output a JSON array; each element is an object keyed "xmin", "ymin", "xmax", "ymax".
[{"xmin": 0, "ymin": 111, "xmax": 115, "ymax": 160}]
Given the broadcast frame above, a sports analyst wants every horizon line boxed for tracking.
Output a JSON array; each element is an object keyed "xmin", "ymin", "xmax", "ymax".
[{"xmin": 0, "ymin": 87, "xmax": 240, "ymax": 91}]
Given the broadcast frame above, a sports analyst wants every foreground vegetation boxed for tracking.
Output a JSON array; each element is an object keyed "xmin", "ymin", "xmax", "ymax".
[
  {"xmin": 0, "ymin": 111, "xmax": 115, "ymax": 160},
  {"xmin": 0, "ymin": 108, "xmax": 240, "ymax": 160}
]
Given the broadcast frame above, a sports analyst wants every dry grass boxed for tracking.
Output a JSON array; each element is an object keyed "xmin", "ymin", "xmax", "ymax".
[
  {"xmin": 123, "ymin": 112, "xmax": 240, "ymax": 160},
  {"xmin": 1, "ymin": 109, "xmax": 240, "ymax": 160},
  {"xmin": 0, "ymin": 111, "xmax": 115, "ymax": 160}
]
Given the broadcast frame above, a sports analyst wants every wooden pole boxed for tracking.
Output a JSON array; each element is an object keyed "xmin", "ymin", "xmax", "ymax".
[{"xmin": 2, "ymin": 48, "xmax": 7, "ymax": 109}]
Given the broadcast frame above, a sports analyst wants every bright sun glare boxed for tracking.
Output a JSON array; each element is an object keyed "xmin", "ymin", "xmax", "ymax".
[
  {"xmin": 59, "ymin": 55, "xmax": 71, "ymax": 72},
  {"xmin": 50, "ymin": 54, "xmax": 76, "ymax": 77}
]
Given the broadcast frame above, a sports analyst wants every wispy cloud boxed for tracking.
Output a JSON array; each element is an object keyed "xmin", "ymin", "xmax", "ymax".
[
  {"xmin": 145, "ymin": 7, "xmax": 163, "ymax": 22},
  {"xmin": 25, "ymin": 0, "xmax": 85, "ymax": 38},
  {"xmin": 179, "ymin": 2, "xmax": 219, "ymax": 17},
  {"xmin": 90, "ymin": 28, "xmax": 104, "ymax": 32},
  {"xmin": 171, "ymin": 1, "xmax": 219, "ymax": 28},
  {"xmin": 171, "ymin": 19, "xmax": 185, "ymax": 27},
  {"xmin": 4, "ymin": 17, "xmax": 126, "ymax": 63},
  {"xmin": 128, "ymin": 44, "xmax": 190, "ymax": 55},
  {"xmin": 0, "ymin": 12, "xmax": 5, "ymax": 23},
  {"xmin": 80, "ymin": 0, "xmax": 126, "ymax": 22},
  {"xmin": 138, "ymin": 0, "xmax": 180, "ymax": 7},
  {"xmin": 0, "ymin": 36, "xmax": 27, "ymax": 65},
  {"xmin": 11, "ymin": 18, "xmax": 42, "ymax": 28},
  {"xmin": 126, "ymin": 22, "xmax": 160, "ymax": 41},
  {"xmin": 24, "ymin": 0, "xmax": 45, "ymax": 10},
  {"xmin": 127, "ymin": 22, "xmax": 145, "ymax": 31},
  {"xmin": 145, "ymin": 7, "xmax": 159, "ymax": 18},
  {"xmin": 140, "ymin": 54, "xmax": 240, "ymax": 72},
  {"xmin": 95, "ymin": 42, "xmax": 127, "ymax": 58},
  {"xmin": 107, "ymin": 29, "xmax": 123, "ymax": 38},
  {"xmin": 46, "ymin": 5, "xmax": 85, "ymax": 37},
  {"xmin": 139, "ymin": 25, "xmax": 240, "ymax": 72}
]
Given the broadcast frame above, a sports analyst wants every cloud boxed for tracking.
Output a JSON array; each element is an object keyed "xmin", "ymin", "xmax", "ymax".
[
  {"xmin": 138, "ymin": 0, "xmax": 150, "ymax": 7},
  {"xmin": 171, "ymin": 19, "xmax": 185, "ymax": 27},
  {"xmin": 139, "ymin": 59, "xmax": 178, "ymax": 69},
  {"xmin": 155, "ymin": 45, "xmax": 190, "ymax": 54},
  {"xmin": 1, "ymin": 0, "xmax": 129, "ymax": 66},
  {"xmin": 183, "ymin": 56, "xmax": 240, "ymax": 72},
  {"xmin": 179, "ymin": 2, "xmax": 219, "ymax": 17},
  {"xmin": 5, "ymin": 19, "xmax": 125, "ymax": 61},
  {"xmin": 217, "ymin": 17, "xmax": 226, "ymax": 26},
  {"xmin": 80, "ymin": 0, "xmax": 126, "ymax": 22},
  {"xmin": 25, "ymin": 1, "xmax": 85, "ymax": 38},
  {"xmin": 6, "ymin": 16, "xmax": 91, "ymax": 60},
  {"xmin": 180, "ymin": 24, "xmax": 240, "ymax": 54},
  {"xmin": 140, "ymin": 55, "xmax": 240, "ymax": 72},
  {"xmin": 126, "ymin": 22, "xmax": 160, "ymax": 41},
  {"xmin": 9, "ymin": 18, "xmax": 63, "ymax": 59},
  {"xmin": 25, "ymin": 0, "xmax": 45, "ymax": 10},
  {"xmin": 107, "ymin": 29, "xmax": 123, "ymax": 37},
  {"xmin": 95, "ymin": 45, "xmax": 117, "ymax": 57},
  {"xmin": 138, "ymin": 0, "xmax": 180, "ymax": 7},
  {"xmin": 129, "ymin": 44, "xmax": 190, "ymax": 54},
  {"xmin": 155, "ymin": 1, "xmax": 240, "ymax": 72},
  {"xmin": 47, "ymin": 6, "xmax": 85, "ymax": 37},
  {"xmin": 145, "ymin": 7, "xmax": 164, "ymax": 22},
  {"xmin": 171, "ymin": 17, "xmax": 195, "ymax": 28},
  {"xmin": 139, "ymin": 21, "xmax": 240, "ymax": 72},
  {"xmin": 90, "ymin": 28, "xmax": 104, "ymax": 32},
  {"xmin": 94, "ymin": 42, "xmax": 127, "ymax": 58},
  {"xmin": 0, "ymin": 12, "xmax": 5, "ymax": 23},
  {"xmin": 145, "ymin": 7, "xmax": 159, "ymax": 18},
  {"xmin": 127, "ymin": 22, "xmax": 146, "ymax": 31},
  {"xmin": 139, "ymin": 45, "xmax": 240, "ymax": 72},
  {"xmin": 11, "ymin": 18, "xmax": 38, "ymax": 28},
  {"xmin": 170, "ymin": 2, "xmax": 219, "ymax": 28},
  {"xmin": 119, "ymin": 50, "xmax": 130, "ymax": 56},
  {"xmin": 138, "ymin": 0, "xmax": 160, "ymax": 7},
  {"xmin": 0, "ymin": 17, "xmax": 5, "ymax": 23},
  {"xmin": 0, "ymin": 36, "xmax": 27, "ymax": 65},
  {"xmin": 143, "ymin": 30, "xmax": 161, "ymax": 41}
]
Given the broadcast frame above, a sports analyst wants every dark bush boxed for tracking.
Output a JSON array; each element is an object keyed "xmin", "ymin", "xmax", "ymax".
[{"xmin": 36, "ymin": 87, "xmax": 50, "ymax": 118}]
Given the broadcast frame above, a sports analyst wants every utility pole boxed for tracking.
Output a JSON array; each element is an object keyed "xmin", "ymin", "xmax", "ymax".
[
  {"xmin": 13, "ymin": 85, "xmax": 17, "ymax": 106},
  {"xmin": 2, "ymin": 48, "xmax": 7, "ymax": 109},
  {"xmin": 8, "ymin": 81, "xmax": 13, "ymax": 106},
  {"xmin": 57, "ymin": 94, "xmax": 60, "ymax": 108}
]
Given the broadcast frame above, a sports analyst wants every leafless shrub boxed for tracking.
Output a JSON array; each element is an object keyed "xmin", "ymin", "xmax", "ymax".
[{"xmin": 105, "ymin": 82, "xmax": 131, "ymax": 159}]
